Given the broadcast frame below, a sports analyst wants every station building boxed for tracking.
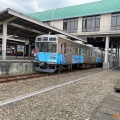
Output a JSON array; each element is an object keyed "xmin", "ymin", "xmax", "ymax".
[
  {"xmin": 0, "ymin": 0, "xmax": 120, "ymax": 76},
  {"xmin": 29, "ymin": 0, "xmax": 120, "ymax": 69},
  {"xmin": 0, "ymin": 8, "xmax": 83, "ymax": 75}
]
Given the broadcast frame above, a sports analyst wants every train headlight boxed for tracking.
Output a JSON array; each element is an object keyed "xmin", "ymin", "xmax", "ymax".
[{"xmin": 34, "ymin": 55, "xmax": 38, "ymax": 60}]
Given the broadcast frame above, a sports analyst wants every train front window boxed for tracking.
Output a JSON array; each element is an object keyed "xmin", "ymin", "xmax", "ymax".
[
  {"xmin": 41, "ymin": 43, "xmax": 48, "ymax": 52},
  {"xmin": 48, "ymin": 42, "xmax": 57, "ymax": 52},
  {"xmin": 36, "ymin": 42, "xmax": 41, "ymax": 52},
  {"xmin": 36, "ymin": 42, "xmax": 57, "ymax": 52}
]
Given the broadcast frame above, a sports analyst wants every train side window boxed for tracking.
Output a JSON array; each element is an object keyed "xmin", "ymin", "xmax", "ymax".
[
  {"xmin": 67, "ymin": 47, "xmax": 69, "ymax": 53},
  {"xmin": 98, "ymin": 52, "xmax": 100, "ymax": 57},
  {"xmin": 72, "ymin": 48, "xmax": 75, "ymax": 55},
  {"xmin": 92, "ymin": 51, "xmax": 95, "ymax": 56},
  {"xmin": 97, "ymin": 52, "xmax": 99, "ymax": 57},
  {"xmin": 91, "ymin": 51, "xmax": 93, "ymax": 56},
  {"xmin": 94, "ymin": 51, "xmax": 96, "ymax": 56},
  {"xmin": 86, "ymin": 49, "xmax": 88, "ymax": 55},
  {"xmin": 64, "ymin": 43, "xmax": 67, "ymax": 55},
  {"xmin": 82, "ymin": 49, "xmax": 85, "ymax": 55},
  {"xmin": 84, "ymin": 49, "xmax": 85, "ymax": 55},
  {"xmin": 79, "ymin": 48, "xmax": 81, "ymax": 55},
  {"xmin": 75, "ymin": 48, "xmax": 78, "ymax": 55},
  {"xmin": 84, "ymin": 49, "xmax": 87, "ymax": 55},
  {"xmin": 61, "ymin": 44, "xmax": 63, "ymax": 54},
  {"xmin": 89, "ymin": 51, "xmax": 91, "ymax": 56},
  {"xmin": 70, "ymin": 48, "xmax": 71, "ymax": 54}
]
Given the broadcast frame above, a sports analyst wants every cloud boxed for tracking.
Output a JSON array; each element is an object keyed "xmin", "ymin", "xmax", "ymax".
[{"xmin": 0, "ymin": 0, "xmax": 102, "ymax": 13}]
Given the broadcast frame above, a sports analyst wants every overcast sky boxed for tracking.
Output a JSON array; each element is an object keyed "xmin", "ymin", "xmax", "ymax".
[{"xmin": 0, "ymin": 0, "xmax": 101, "ymax": 14}]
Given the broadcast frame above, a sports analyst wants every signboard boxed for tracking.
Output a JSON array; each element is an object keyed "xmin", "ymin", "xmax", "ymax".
[{"xmin": 17, "ymin": 45, "xmax": 24, "ymax": 52}]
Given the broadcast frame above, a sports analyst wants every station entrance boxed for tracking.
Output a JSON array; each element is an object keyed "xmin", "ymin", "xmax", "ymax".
[{"xmin": 0, "ymin": 39, "xmax": 35, "ymax": 59}]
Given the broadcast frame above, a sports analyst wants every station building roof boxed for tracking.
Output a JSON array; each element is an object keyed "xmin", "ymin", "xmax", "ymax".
[
  {"xmin": 0, "ymin": 8, "xmax": 85, "ymax": 42},
  {"xmin": 29, "ymin": 0, "xmax": 120, "ymax": 21}
]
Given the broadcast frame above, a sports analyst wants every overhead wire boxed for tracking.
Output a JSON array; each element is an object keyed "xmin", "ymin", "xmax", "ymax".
[
  {"xmin": 10, "ymin": 0, "xmax": 37, "ymax": 13},
  {"xmin": 0, "ymin": 0, "xmax": 36, "ymax": 14}
]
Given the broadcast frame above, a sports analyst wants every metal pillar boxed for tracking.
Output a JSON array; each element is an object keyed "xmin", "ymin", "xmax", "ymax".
[
  {"xmin": 28, "ymin": 39, "xmax": 31, "ymax": 58},
  {"xmin": 115, "ymin": 46, "xmax": 117, "ymax": 66},
  {"xmin": 109, "ymin": 40, "xmax": 113, "ymax": 68},
  {"xmin": 117, "ymin": 44, "xmax": 119, "ymax": 66},
  {"xmin": 2, "ymin": 23, "xmax": 7, "ymax": 60},
  {"xmin": 103, "ymin": 36, "xmax": 109, "ymax": 69}
]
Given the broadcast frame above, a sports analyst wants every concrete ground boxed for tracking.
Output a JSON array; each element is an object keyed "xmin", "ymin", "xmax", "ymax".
[
  {"xmin": 90, "ymin": 92, "xmax": 120, "ymax": 120},
  {"xmin": 0, "ymin": 56, "xmax": 34, "ymax": 61},
  {"xmin": 90, "ymin": 78, "xmax": 120, "ymax": 120}
]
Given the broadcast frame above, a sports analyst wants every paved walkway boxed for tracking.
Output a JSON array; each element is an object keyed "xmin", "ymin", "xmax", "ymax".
[
  {"xmin": 0, "ymin": 56, "xmax": 34, "ymax": 62},
  {"xmin": 90, "ymin": 83, "xmax": 120, "ymax": 120}
]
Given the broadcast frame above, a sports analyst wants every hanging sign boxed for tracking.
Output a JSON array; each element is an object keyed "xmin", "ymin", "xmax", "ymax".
[{"xmin": 17, "ymin": 45, "xmax": 24, "ymax": 52}]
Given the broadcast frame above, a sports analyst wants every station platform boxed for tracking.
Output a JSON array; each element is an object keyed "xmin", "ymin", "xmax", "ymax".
[
  {"xmin": 90, "ymin": 92, "xmax": 120, "ymax": 120},
  {"xmin": 90, "ymin": 80, "xmax": 120, "ymax": 120},
  {"xmin": 0, "ymin": 56, "xmax": 34, "ymax": 60},
  {"xmin": 0, "ymin": 56, "xmax": 35, "ymax": 76}
]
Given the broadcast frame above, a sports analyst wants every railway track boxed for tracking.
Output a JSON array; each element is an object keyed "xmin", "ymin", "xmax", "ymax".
[
  {"xmin": 0, "ymin": 73, "xmax": 53, "ymax": 83},
  {"xmin": 0, "ymin": 67, "xmax": 101, "ymax": 83}
]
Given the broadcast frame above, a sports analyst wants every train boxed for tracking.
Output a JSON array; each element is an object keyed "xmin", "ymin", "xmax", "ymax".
[{"xmin": 34, "ymin": 34, "xmax": 104, "ymax": 73}]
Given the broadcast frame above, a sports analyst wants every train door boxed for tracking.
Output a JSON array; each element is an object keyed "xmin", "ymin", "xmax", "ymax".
[
  {"xmin": 69, "ymin": 46, "xmax": 72, "ymax": 64},
  {"xmin": 64, "ymin": 43, "xmax": 68, "ymax": 64},
  {"xmin": 61, "ymin": 43, "xmax": 69, "ymax": 64},
  {"xmin": 61, "ymin": 43, "xmax": 64, "ymax": 54}
]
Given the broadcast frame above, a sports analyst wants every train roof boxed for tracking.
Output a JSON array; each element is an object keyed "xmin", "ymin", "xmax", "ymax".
[{"xmin": 36, "ymin": 34, "xmax": 58, "ymax": 38}]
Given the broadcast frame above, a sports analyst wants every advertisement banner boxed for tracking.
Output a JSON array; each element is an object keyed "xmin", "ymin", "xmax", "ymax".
[{"xmin": 17, "ymin": 45, "xmax": 24, "ymax": 52}]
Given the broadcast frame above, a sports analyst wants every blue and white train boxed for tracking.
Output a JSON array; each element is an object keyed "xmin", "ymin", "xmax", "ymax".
[{"xmin": 34, "ymin": 34, "xmax": 103, "ymax": 73}]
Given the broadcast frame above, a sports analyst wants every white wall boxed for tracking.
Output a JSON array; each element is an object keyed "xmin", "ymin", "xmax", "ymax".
[
  {"xmin": 50, "ymin": 20, "xmax": 63, "ymax": 30},
  {"xmin": 78, "ymin": 17, "xmax": 82, "ymax": 34},
  {"xmin": 100, "ymin": 14, "xmax": 111, "ymax": 32},
  {"xmin": 49, "ymin": 13, "xmax": 120, "ymax": 36}
]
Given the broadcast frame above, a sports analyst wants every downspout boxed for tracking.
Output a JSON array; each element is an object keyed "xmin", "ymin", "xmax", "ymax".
[{"xmin": 51, "ymin": 8, "xmax": 57, "ymax": 26}]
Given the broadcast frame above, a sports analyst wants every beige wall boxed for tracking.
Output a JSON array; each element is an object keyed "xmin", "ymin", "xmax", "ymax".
[
  {"xmin": 100, "ymin": 14, "xmax": 111, "ymax": 32},
  {"xmin": 77, "ymin": 13, "xmax": 120, "ymax": 36},
  {"xmin": 49, "ymin": 13, "xmax": 120, "ymax": 36},
  {"xmin": 78, "ymin": 17, "xmax": 82, "ymax": 33},
  {"xmin": 78, "ymin": 13, "xmax": 112, "ymax": 36},
  {"xmin": 50, "ymin": 20, "xmax": 63, "ymax": 30}
]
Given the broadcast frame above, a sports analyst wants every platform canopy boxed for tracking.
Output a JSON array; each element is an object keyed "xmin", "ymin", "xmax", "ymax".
[{"xmin": 0, "ymin": 8, "xmax": 86, "ymax": 42}]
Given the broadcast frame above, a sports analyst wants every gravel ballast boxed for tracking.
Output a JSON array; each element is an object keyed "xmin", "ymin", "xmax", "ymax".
[{"xmin": 0, "ymin": 68, "xmax": 119, "ymax": 120}]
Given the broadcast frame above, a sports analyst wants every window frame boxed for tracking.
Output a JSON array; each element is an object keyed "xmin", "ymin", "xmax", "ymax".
[
  {"xmin": 111, "ymin": 13, "xmax": 120, "ymax": 30},
  {"xmin": 82, "ymin": 15, "xmax": 100, "ymax": 32},
  {"xmin": 63, "ymin": 18, "xmax": 78, "ymax": 33}
]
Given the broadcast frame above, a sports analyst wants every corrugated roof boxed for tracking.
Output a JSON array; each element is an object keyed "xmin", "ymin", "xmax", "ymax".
[{"xmin": 29, "ymin": 0, "xmax": 120, "ymax": 21}]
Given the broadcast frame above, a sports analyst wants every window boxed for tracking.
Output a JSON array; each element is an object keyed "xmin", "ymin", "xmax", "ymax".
[
  {"xmin": 81, "ymin": 49, "xmax": 85, "ymax": 55},
  {"xmin": 41, "ymin": 43, "xmax": 48, "ymax": 52},
  {"xmin": 48, "ymin": 42, "xmax": 57, "ymax": 52},
  {"xmin": 111, "ymin": 13, "xmax": 120, "ymax": 30},
  {"xmin": 44, "ymin": 21, "xmax": 50, "ymax": 25},
  {"xmin": 82, "ymin": 15, "xmax": 100, "ymax": 32},
  {"xmin": 36, "ymin": 42, "xmax": 41, "ymax": 52},
  {"xmin": 70, "ymin": 48, "xmax": 71, "ymax": 54},
  {"xmin": 92, "ymin": 51, "xmax": 95, "ymax": 56},
  {"xmin": 49, "ymin": 38, "xmax": 56, "ymax": 41},
  {"xmin": 88, "ymin": 51, "xmax": 91, "ymax": 56},
  {"xmin": 79, "ymin": 48, "xmax": 81, "ymax": 55},
  {"xmin": 85, "ymin": 49, "xmax": 87, "ymax": 55},
  {"xmin": 36, "ymin": 42, "xmax": 57, "ymax": 52},
  {"xmin": 63, "ymin": 18, "xmax": 78, "ymax": 33},
  {"xmin": 75, "ymin": 48, "xmax": 78, "ymax": 55},
  {"xmin": 67, "ymin": 47, "xmax": 69, "ymax": 53}
]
